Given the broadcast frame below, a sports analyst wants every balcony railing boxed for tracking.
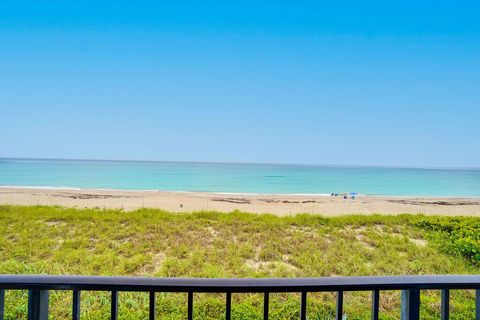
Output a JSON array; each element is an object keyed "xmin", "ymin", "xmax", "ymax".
[{"xmin": 0, "ymin": 275, "xmax": 479, "ymax": 320}]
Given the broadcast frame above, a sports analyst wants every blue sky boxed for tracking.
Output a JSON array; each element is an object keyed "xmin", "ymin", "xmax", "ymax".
[{"xmin": 1, "ymin": 1, "xmax": 479, "ymax": 167}]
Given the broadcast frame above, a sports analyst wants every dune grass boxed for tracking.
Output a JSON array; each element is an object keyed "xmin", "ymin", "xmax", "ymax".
[{"xmin": 0, "ymin": 205, "xmax": 479, "ymax": 319}]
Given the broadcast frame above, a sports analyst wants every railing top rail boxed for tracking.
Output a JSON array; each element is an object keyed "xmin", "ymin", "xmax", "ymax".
[{"xmin": 1, "ymin": 275, "xmax": 479, "ymax": 292}]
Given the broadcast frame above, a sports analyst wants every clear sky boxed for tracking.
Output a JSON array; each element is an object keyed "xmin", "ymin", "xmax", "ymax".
[{"xmin": 1, "ymin": 1, "xmax": 479, "ymax": 168}]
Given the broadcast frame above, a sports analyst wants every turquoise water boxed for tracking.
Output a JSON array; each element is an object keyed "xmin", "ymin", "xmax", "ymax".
[{"xmin": 1, "ymin": 158, "xmax": 480, "ymax": 196}]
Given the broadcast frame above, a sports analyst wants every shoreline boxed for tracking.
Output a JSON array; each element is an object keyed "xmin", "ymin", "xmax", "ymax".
[
  {"xmin": 1, "ymin": 187, "xmax": 480, "ymax": 216},
  {"xmin": 0, "ymin": 185, "xmax": 334, "ymax": 196},
  {"xmin": 2, "ymin": 185, "xmax": 480, "ymax": 199}
]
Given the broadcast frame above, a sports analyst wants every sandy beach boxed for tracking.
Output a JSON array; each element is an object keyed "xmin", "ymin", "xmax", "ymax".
[{"xmin": 1, "ymin": 187, "xmax": 479, "ymax": 216}]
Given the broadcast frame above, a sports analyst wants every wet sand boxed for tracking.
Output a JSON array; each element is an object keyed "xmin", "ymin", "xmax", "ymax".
[{"xmin": 1, "ymin": 187, "xmax": 480, "ymax": 216}]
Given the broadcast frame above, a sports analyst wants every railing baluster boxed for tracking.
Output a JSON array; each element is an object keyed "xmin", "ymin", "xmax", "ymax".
[
  {"xmin": 0, "ymin": 289, "xmax": 4, "ymax": 320},
  {"xmin": 149, "ymin": 291, "xmax": 155, "ymax": 320},
  {"xmin": 441, "ymin": 289, "xmax": 449, "ymax": 320},
  {"xmin": 336, "ymin": 290, "xmax": 343, "ymax": 320},
  {"xmin": 72, "ymin": 290, "xmax": 80, "ymax": 320},
  {"xmin": 225, "ymin": 292, "xmax": 232, "ymax": 320},
  {"xmin": 476, "ymin": 289, "xmax": 480, "ymax": 320},
  {"xmin": 300, "ymin": 291, "xmax": 307, "ymax": 320},
  {"xmin": 263, "ymin": 292, "xmax": 269, "ymax": 320},
  {"xmin": 110, "ymin": 290, "xmax": 118, "ymax": 320},
  {"xmin": 371, "ymin": 290, "xmax": 379, "ymax": 320},
  {"xmin": 187, "ymin": 292, "xmax": 193, "ymax": 320},
  {"xmin": 28, "ymin": 289, "xmax": 49, "ymax": 320},
  {"xmin": 401, "ymin": 289, "xmax": 420, "ymax": 320}
]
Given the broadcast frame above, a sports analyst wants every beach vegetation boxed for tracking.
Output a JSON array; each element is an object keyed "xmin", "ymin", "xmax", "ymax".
[{"xmin": 0, "ymin": 205, "xmax": 479, "ymax": 319}]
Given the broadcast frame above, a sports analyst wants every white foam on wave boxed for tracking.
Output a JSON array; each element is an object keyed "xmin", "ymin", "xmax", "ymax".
[
  {"xmin": 0, "ymin": 185, "xmax": 83, "ymax": 190},
  {"xmin": 206, "ymin": 192, "xmax": 333, "ymax": 197},
  {"xmin": 0, "ymin": 185, "xmax": 166, "ymax": 193},
  {"xmin": 0, "ymin": 185, "xmax": 358, "ymax": 197}
]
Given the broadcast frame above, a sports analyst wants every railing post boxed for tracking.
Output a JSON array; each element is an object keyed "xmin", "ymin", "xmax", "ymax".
[
  {"xmin": 72, "ymin": 290, "xmax": 80, "ymax": 320},
  {"xmin": 0, "ymin": 289, "xmax": 4, "ymax": 320},
  {"xmin": 225, "ymin": 292, "xmax": 231, "ymax": 320},
  {"xmin": 336, "ymin": 290, "xmax": 344, "ymax": 320},
  {"xmin": 263, "ymin": 292, "xmax": 269, "ymax": 320},
  {"xmin": 28, "ymin": 289, "xmax": 49, "ymax": 320},
  {"xmin": 111, "ymin": 290, "xmax": 118, "ymax": 320},
  {"xmin": 476, "ymin": 289, "xmax": 480, "ymax": 320},
  {"xmin": 371, "ymin": 290, "xmax": 379, "ymax": 320},
  {"xmin": 187, "ymin": 292, "xmax": 193, "ymax": 320},
  {"xmin": 300, "ymin": 291, "xmax": 307, "ymax": 320},
  {"xmin": 401, "ymin": 289, "xmax": 420, "ymax": 320},
  {"xmin": 149, "ymin": 291, "xmax": 156, "ymax": 320},
  {"xmin": 441, "ymin": 289, "xmax": 449, "ymax": 320}
]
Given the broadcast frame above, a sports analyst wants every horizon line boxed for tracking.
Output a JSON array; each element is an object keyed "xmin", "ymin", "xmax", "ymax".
[{"xmin": 1, "ymin": 156, "xmax": 479, "ymax": 171}]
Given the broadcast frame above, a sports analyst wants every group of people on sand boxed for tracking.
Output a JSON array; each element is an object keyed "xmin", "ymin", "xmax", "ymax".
[{"xmin": 330, "ymin": 192, "xmax": 356, "ymax": 200}]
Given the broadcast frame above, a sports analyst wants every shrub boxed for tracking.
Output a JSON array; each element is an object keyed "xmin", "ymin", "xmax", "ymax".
[{"xmin": 416, "ymin": 217, "xmax": 480, "ymax": 265}]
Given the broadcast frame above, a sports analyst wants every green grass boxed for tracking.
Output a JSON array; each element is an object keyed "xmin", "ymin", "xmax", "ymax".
[{"xmin": 0, "ymin": 205, "xmax": 479, "ymax": 319}]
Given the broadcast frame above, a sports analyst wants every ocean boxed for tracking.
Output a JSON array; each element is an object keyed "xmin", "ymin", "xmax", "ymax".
[{"xmin": 1, "ymin": 158, "xmax": 479, "ymax": 197}]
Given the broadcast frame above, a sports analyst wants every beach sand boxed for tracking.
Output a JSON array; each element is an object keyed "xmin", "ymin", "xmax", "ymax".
[{"xmin": 1, "ymin": 187, "xmax": 479, "ymax": 216}]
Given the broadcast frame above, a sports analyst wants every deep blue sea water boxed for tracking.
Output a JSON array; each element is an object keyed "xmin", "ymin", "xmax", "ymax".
[{"xmin": 1, "ymin": 158, "xmax": 480, "ymax": 196}]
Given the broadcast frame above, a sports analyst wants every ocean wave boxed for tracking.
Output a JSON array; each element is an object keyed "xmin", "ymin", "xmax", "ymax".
[
  {"xmin": 0, "ymin": 185, "xmax": 83, "ymax": 190},
  {"xmin": 0, "ymin": 185, "xmax": 337, "ymax": 197}
]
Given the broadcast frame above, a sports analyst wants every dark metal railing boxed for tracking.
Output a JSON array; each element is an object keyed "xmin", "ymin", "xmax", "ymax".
[{"xmin": 0, "ymin": 275, "xmax": 479, "ymax": 320}]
